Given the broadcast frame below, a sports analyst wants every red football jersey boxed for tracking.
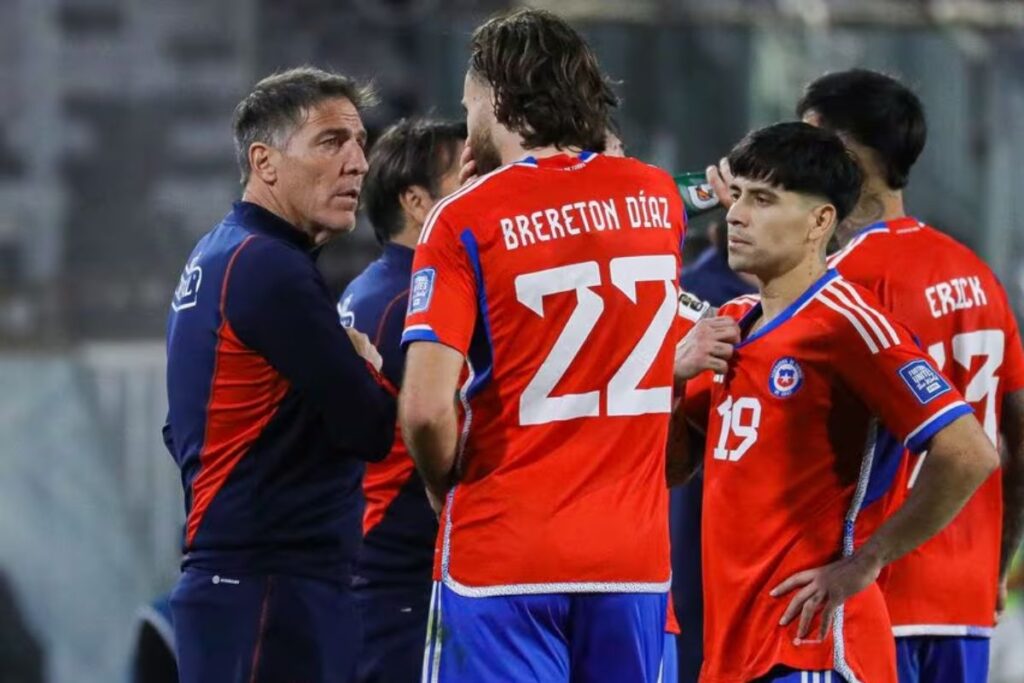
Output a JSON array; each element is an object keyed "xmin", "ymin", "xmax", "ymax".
[
  {"xmin": 830, "ymin": 217, "xmax": 1024, "ymax": 635},
  {"xmin": 687, "ymin": 271, "xmax": 972, "ymax": 683},
  {"xmin": 402, "ymin": 152, "xmax": 685, "ymax": 595}
]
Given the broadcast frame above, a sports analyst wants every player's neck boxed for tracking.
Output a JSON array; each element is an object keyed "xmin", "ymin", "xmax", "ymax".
[
  {"xmin": 835, "ymin": 178, "xmax": 905, "ymax": 247},
  {"xmin": 756, "ymin": 258, "xmax": 828, "ymax": 328},
  {"xmin": 242, "ymin": 185, "xmax": 309, "ymax": 237},
  {"xmin": 500, "ymin": 140, "xmax": 583, "ymax": 165},
  {"xmin": 391, "ymin": 223, "xmax": 421, "ymax": 249}
]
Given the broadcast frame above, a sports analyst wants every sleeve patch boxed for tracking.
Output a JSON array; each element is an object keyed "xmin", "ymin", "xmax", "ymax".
[
  {"xmin": 898, "ymin": 359, "xmax": 951, "ymax": 405},
  {"xmin": 408, "ymin": 267, "xmax": 436, "ymax": 314}
]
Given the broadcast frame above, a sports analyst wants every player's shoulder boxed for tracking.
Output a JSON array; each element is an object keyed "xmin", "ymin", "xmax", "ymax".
[
  {"xmin": 827, "ymin": 221, "xmax": 894, "ymax": 269},
  {"xmin": 925, "ymin": 225, "xmax": 1002, "ymax": 278},
  {"xmin": 341, "ymin": 256, "xmax": 409, "ymax": 322},
  {"xmin": 230, "ymin": 231, "xmax": 315, "ymax": 283},
  {"xmin": 594, "ymin": 154, "xmax": 679, "ymax": 193},
  {"xmin": 344, "ymin": 253, "xmax": 394, "ymax": 298},
  {"xmin": 416, "ymin": 162, "xmax": 533, "ymax": 246},
  {"xmin": 831, "ymin": 219, "xmax": 984, "ymax": 270},
  {"xmin": 808, "ymin": 274, "xmax": 907, "ymax": 353}
]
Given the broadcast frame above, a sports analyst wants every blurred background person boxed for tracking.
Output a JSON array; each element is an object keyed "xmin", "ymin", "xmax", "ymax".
[
  {"xmin": 337, "ymin": 117, "xmax": 466, "ymax": 683},
  {"xmin": 0, "ymin": 570, "xmax": 44, "ymax": 683},
  {"xmin": 129, "ymin": 594, "xmax": 176, "ymax": 683}
]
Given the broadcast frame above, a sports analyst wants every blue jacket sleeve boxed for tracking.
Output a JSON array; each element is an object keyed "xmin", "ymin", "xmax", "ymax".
[
  {"xmin": 373, "ymin": 292, "xmax": 408, "ymax": 391},
  {"xmin": 224, "ymin": 237, "xmax": 396, "ymax": 461}
]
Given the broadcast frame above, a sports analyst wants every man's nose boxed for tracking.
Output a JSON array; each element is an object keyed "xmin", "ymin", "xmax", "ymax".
[
  {"xmin": 343, "ymin": 144, "xmax": 369, "ymax": 175},
  {"xmin": 725, "ymin": 199, "xmax": 746, "ymax": 226}
]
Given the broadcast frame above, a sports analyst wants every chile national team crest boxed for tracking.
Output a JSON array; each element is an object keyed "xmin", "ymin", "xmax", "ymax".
[{"xmin": 769, "ymin": 357, "xmax": 803, "ymax": 398}]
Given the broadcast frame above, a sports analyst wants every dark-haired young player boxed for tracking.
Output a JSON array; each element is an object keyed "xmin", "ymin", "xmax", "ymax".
[
  {"xmin": 337, "ymin": 117, "xmax": 466, "ymax": 683},
  {"xmin": 683, "ymin": 122, "xmax": 998, "ymax": 683},
  {"xmin": 706, "ymin": 70, "xmax": 1024, "ymax": 683}
]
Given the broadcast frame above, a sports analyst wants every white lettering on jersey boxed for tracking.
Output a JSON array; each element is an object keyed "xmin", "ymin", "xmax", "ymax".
[
  {"xmin": 924, "ymin": 276, "xmax": 989, "ymax": 318},
  {"xmin": 499, "ymin": 198, "xmax": 626, "ymax": 251},
  {"xmin": 172, "ymin": 254, "xmax": 203, "ymax": 312},
  {"xmin": 337, "ymin": 294, "xmax": 355, "ymax": 328},
  {"xmin": 625, "ymin": 192, "xmax": 673, "ymax": 230}
]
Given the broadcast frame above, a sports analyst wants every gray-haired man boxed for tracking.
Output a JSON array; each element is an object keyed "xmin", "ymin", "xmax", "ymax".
[{"xmin": 164, "ymin": 66, "xmax": 396, "ymax": 683}]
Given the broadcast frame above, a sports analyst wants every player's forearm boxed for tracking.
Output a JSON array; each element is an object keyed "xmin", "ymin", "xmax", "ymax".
[
  {"xmin": 857, "ymin": 415, "xmax": 999, "ymax": 569},
  {"xmin": 999, "ymin": 391, "xmax": 1024, "ymax": 577},
  {"xmin": 666, "ymin": 396, "xmax": 696, "ymax": 487},
  {"xmin": 402, "ymin": 402, "xmax": 459, "ymax": 501}
]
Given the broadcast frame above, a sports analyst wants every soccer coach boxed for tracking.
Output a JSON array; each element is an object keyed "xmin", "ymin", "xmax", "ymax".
[{"xmin": 163, "ymin": 67, "xmax": 397, "ymax": 683}]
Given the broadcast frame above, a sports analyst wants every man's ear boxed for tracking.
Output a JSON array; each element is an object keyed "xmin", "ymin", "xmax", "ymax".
[
  {"xmin": 399, "ymin": 185, "xmax": 434, "ymax": 226},
  {"xmin": 809, "ymin": 203, "xmax": 837, "ymax": 242},
  {"xmin": 249, "ymin": 142, "xmax": 277, "ymax": 184}
]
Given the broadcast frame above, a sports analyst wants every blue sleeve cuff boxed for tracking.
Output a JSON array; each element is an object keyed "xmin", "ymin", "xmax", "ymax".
[
  {"xmin": 904, "ymin": 402, "xmax": 974, "ymax": 453},
  {"xmin": 400, "ymin": 327, "xmax": 440, "ymax": 349}
]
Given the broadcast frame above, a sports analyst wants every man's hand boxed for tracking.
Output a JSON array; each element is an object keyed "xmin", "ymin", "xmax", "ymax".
[
  {"xmin": 675, "ymin": 316, "xmax": 740, "ymax": 383},
  {"xmin": 458, "ymin": 143, "xmax": 478, "ymax": 186},
  {"xmin": 770, "ymin": 552, "xmax": 883, "ymax": 642},
  {"xmin": 705, "ymin": 157, "xmax": 735, "ymax": 210},
  {"xmin": 345, "ymin": 327, "xmax": 383, "ymax": 372}
]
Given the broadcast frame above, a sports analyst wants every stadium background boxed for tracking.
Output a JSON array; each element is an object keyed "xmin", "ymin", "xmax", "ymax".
[{"xmin": 0, "ymin": 0, "xmax": 1022, "ymax": 680}]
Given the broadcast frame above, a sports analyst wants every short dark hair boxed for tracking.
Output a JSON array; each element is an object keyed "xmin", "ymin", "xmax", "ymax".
[
  {"xmin": 727, "ymin": 121, "xmax": 864, "ymax": 224},
  {"xmin": 469, "ymin": 9, "xmax": 618, "ymax": 151},
  {"xmin": 362, "ymin": 118, "xmax": 467, "ymax": 244},
  {"xmin": 232, "ymin": 66, "xmax": 378, "ymax": 185},
  {"xmin": 796, "ymin": 69, "xmax": 926, "ymax": 190}
]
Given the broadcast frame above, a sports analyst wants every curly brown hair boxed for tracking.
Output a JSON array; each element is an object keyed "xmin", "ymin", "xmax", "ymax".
[{"xmin": 468, "ymin": 9, "xmax": 618, "ymax": 152}]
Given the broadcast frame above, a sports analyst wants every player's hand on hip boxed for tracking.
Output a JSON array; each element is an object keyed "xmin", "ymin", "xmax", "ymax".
[
  {"xmin": 770, "ymin": 552, "xmax": 882, "ymax": 642},
  {"xmin": 705, "ymin": 157, "xmax": 734, "ymax": 209},
  {"xmin": 458, "ymin": 143, "xmax": 478, "ymax": 186},
  {"xmin": 674, "ymin": 316, "xmax": 739, "ymax": 381},
  {"xmin": 345, "ymin": 327, "xmax": 384, "ymax": 373}
]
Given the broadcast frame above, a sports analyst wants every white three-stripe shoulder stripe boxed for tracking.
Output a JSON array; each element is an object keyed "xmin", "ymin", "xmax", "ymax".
[
  {"xmin": 728, "ymin": 295, "xmax": 761, "ymax": 307},
  {"xmin": 816, "ymin": 279, "xmax": 900, "ymax": 354},
  {"xmin": 826, "ymin": 235, "xmax": 864, "ymax": 268},
  {"xmin": 419, "ymin": 164, "xmax": 519, "ymax": 245}
]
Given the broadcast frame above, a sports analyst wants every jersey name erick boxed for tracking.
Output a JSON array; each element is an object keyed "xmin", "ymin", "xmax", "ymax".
[
  {"xmin": 924, "ymin": 275, "xmax": 988, "ymax": 319},
  {"xmin": 500, "ymin": 193, "xmax": 674, "ymax": 251}
]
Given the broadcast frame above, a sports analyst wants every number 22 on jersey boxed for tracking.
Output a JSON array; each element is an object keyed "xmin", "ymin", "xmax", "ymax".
[{"xmin": 514, "ymin": 255, "xmax": 677, "ymax": 426}]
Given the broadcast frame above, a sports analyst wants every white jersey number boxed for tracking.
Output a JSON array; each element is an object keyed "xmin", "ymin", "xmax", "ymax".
[
  {"xmin": 908, "ymin": 329, "xmax": 1004, "ymax": 487},
  {"xmin": 928, "ymin": 329, "xmax": 1003, "ymax": 443},
  {"xmin": 515, "ymin": 255, "xmax": 677, "ymax": 426},
  {"xmin": 713, "ymin": 396, "xmax": 762, "ymax": 462}
]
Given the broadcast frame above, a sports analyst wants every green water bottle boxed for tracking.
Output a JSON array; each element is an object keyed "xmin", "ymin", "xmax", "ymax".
[{"xmin": 674, "ymin": 171, "xmax": 722, "ymax": 218}]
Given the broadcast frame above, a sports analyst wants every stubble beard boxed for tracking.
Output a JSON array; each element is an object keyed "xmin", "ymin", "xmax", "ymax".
[{"xmin": 470, "ymin": 127, "xmax": 503, "ymax": 176}]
